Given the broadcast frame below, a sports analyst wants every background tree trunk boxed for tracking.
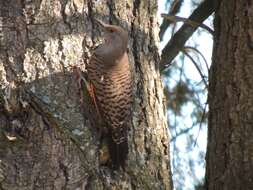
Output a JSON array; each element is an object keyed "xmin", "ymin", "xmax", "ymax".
[
  {"xmin": 0, "ymin": 0, "xmax": 172, "ymax": 189},
  {"xmin": 206, "ymin": 0, "xmax": 253, "ymax": 189}
]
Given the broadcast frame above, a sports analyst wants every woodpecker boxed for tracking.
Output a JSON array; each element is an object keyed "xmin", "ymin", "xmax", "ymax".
[{"xmin": 86, "ymin": 19, "xmax": 133, "ymax": 169}]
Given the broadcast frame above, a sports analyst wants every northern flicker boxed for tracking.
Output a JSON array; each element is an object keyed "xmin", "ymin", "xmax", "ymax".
[{"xmin": 86, "ymin": 19, "xmax": 133, "ymax": 169}]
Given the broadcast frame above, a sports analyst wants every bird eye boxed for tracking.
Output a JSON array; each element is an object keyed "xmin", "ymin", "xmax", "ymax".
[{"xmin": 109, "ymin": 29, "xmax": 114, "ymax": 33}]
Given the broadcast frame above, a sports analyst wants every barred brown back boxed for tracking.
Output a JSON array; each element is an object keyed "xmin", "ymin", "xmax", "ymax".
[{"xmin": 87, "ymin": 50, "xmax": 133, "ymax": 169}]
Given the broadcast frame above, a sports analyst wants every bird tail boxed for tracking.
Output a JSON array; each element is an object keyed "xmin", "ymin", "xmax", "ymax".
[{"xmin": 108, "ymin": 129, "xmax": 128, "ymax": 170}]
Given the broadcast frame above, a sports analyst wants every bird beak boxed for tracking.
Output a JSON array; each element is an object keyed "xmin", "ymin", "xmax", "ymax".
[
  {"xmin": 94, "ymin": 18, "xmax": 114, "ymax": 31},
  {"xmin": 94, "ymin": 18, "xmax": 105, "ymax": 27},
  {"xmin": 94, "ymin": 19, "xmax": 119, "ymax": 43},
  {"xmin": 94, "ymin": 19, "xmax": 108, "ymax": 28}
]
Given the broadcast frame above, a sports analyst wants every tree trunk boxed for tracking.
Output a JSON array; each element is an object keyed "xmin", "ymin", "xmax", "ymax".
[
  {"xmin": 0, "ymin": 0, "xmax": 171, "ymax": 189},
  {"xmin": 206, "ymin": 0, "xmax": 253, "ymax": 189}
]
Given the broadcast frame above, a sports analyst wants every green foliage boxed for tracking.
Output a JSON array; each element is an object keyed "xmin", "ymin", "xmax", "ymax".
[
  {"xmin": 194, "ymin": 181, "xmax": 205, "ymax": 190},
  {"xmin": 166, "ymin": 81, "xmax": 194, "ymax": 115}
]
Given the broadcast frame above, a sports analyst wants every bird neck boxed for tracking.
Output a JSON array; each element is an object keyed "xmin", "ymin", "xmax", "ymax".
[{"xmin": 97, "ymin": 40, "xmax": 127, "ymax": 65}]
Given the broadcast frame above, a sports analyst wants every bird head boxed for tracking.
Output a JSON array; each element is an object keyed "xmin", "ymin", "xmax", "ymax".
[{"xmin": 94, "ymin": 19, "xmax": 128, "ymax": 50}]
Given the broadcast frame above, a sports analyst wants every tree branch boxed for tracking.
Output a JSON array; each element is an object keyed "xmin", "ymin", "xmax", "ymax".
[
  {"xmin": 160, "ymin": 0, "xmax": 214, "ymax": 71},
  {"xmin": 184, "ymin": 46, "xmax": 210, "ymax": 73},
  {"xmin": 182, "ymin": 48, "xmax": 208, "ymax": 89},
  {"xmin": 161, "ymin": 14, "xmax": 214, "ymax": 35},
  {"xmin": 159, "ymin": 0, "xmax": 184, "ymax": 40}
]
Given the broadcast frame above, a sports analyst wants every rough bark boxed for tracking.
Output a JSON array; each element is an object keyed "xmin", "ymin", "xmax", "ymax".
[
  {"xmin": 0, "ymin": 0, "xmax": 171, "ymax": 189},
  {"xmin": 206, "ymin": 0, "xmax": 253, "ymax": 189}
]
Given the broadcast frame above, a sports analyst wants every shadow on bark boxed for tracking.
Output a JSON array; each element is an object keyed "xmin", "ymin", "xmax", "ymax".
[{"xmin": 0, "ymin": 71, "xmax": 102, "ymax": 189}]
